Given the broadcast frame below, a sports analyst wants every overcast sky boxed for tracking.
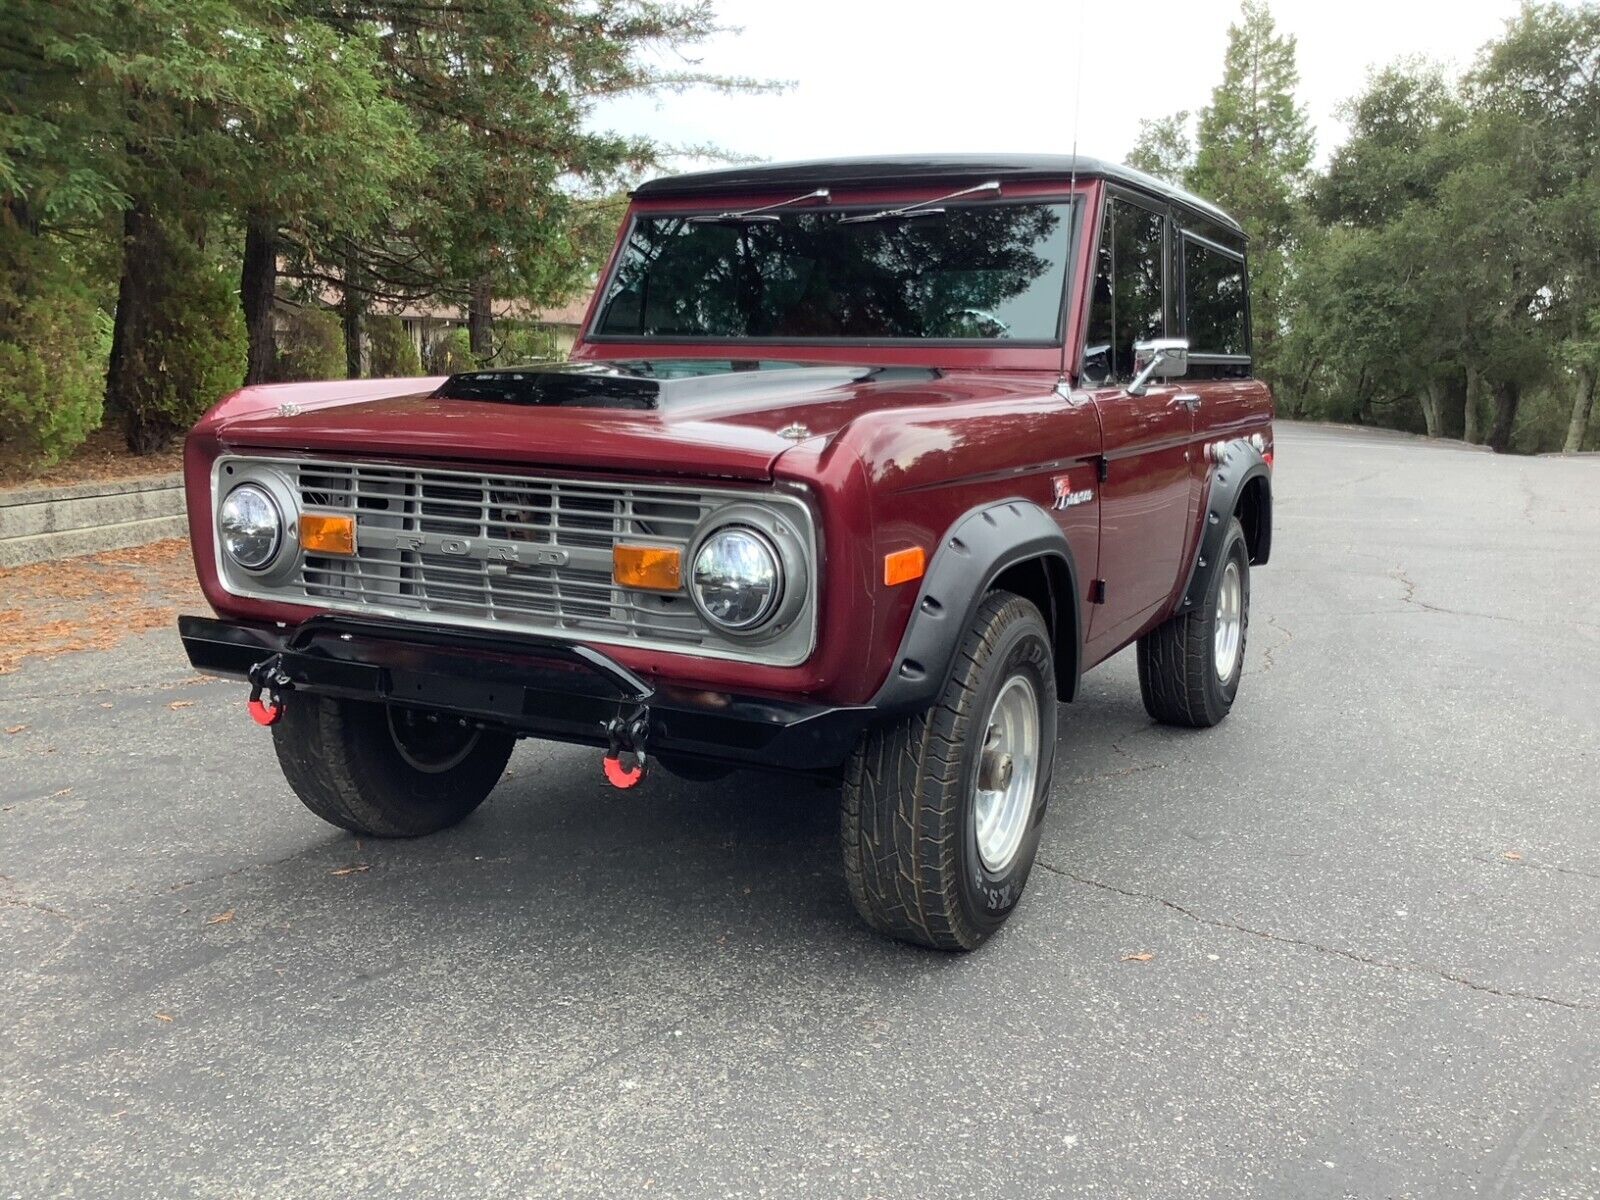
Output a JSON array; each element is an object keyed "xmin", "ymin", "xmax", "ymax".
[{"xmin": 589, "ymin": 0, "xmax": 1526, "ymax": 175}]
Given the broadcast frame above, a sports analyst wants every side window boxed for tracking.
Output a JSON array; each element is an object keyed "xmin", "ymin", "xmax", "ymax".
[
  {"xmin": 1083, "ymin": 197, "xmax": 1166, "ymax": 385},
  {"xmin": 1181, "ymin": 235, "xmax": 1248, "ymax": 357}
]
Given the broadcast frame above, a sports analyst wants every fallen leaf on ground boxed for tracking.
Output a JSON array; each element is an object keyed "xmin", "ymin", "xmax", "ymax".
[
  {"xmin": 206, "ymin": 910, "xmax": 235, "ymax": 925},
  {"xmin": 1121, "ymin": 952, "xmax": 1155, "ymax": 963},
  {"xmin": 1503, "ymin": 851, "xmax": 1523, "ymax": 861},
  {"xmin": 330, "ymin": 864, "xmax": 370, "ymax": 876},
  {"xmin": 5, "ymin": 725, "xmax": 26, "ymax": 734},
  {"xmin": 168, "ymin": 700, "xmax": 194, "ymax": 710},
  {"xmin": 153, "ymin": 1012, "xmax": 173, "ymax": 1023}
]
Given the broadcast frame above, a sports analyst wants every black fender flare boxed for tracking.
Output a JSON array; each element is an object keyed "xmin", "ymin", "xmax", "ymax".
[
  {"xmin": 1177, "ymin": 438, "xmax": 1272, "ymax": 616},
  {"xmin": 870, "ymin": 498, "xmax": 1082, "ymax": 715}
]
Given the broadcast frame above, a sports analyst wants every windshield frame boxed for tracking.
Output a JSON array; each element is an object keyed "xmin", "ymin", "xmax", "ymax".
[{"xmin": 582, "ymin": 190, "xmax": 1084, "ymax": 355}]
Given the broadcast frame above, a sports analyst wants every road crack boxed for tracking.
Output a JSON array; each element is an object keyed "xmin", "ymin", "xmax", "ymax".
[
  {"xmin": 1259, "ymin": 613, "xmax": 1294, "ymax": 673},
  {"xmin": 1035, "ymin": 860, "xmax": 1592, "ymax": 1011},
  {"xmin": 1388, "ymin": 567, "xmax": 1535, "ymax": 627},
  {"xmin": 1472, "ymin": 854, "xmax": 1600, "ymax": 883}
]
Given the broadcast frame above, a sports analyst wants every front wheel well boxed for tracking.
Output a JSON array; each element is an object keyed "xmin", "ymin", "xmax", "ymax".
[{"xmin": 990, "ymin": 555, "xmax": 1081, "ymax": 702}]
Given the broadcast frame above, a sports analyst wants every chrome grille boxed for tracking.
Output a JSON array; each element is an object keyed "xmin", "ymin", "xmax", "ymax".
[{"xmin": 213, "ymin": 455, "xmax": 817, "ymax": 666}]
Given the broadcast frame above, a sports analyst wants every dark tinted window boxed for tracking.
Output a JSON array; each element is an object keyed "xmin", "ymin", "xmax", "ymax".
[
  {"xmin": 1183, "ymin": 236, "xmax": 1248, "ymax": 356},
  {"xmin": 1082, "ymin": 198, "xmax": 1166, "ymax": 383},
  {"xmin": 594, "ymin": 202, "xmax": 1072, "ymax": 342}
]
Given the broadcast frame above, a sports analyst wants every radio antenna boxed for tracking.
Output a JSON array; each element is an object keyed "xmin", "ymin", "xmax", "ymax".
[
  {"xmin": 1068, "ymin": 0, "xmax": 1086, "ymax": 196},
  {"xmin": 1065, "ymin": 0, "xmax": 1087, "ymax": 388}
]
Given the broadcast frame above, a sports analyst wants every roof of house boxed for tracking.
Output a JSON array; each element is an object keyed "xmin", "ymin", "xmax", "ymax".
[{"xmin": 632, "ymin": 154, "xmax": 1242, "ymax": 235}]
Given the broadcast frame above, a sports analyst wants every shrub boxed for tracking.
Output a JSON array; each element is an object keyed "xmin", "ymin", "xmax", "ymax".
[
  {"xmin": 272, "ymin": 307, "xmax": 346, "ymax": 382},
  {"xmin": 114, "ymin": 233, "xmax": 248, "ymax": 453},
  {"xmin": 493, "ymin": 322, "xmax": 561, "ymax": 365},
  {"xmin": 366, "ymin": 315, "xmax": 422, "ymax": 378},
  {"xmin": 423, "ymin": 325, "xmax": 477, "ymax": 374},
  {"xmin": 0, "ymin": 234, "xmax": 107, "ymax": 465}
]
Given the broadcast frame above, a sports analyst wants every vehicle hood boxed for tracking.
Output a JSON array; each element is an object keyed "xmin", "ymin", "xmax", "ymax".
[{"xmin": 203, "ymin": 360, "xmax": 1055, "ymax": 481}]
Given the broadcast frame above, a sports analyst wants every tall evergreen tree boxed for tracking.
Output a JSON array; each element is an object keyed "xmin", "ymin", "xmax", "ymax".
[
  {"xmin": 269, "ymin": 0, "xmax": 769, "ymax": 374},
  {"xmin": 1188, "ymin": 0, "xmax": 1314, "ymax": 383},
  {"xmin": 1125, "ymin": 113, "xmax": 1193, "ymax": 186}
]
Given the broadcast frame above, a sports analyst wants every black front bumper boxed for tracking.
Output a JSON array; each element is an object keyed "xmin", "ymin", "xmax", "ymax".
[{"xmin": 178, "ymin": 614, "xmax": 873, "ymax": 773}]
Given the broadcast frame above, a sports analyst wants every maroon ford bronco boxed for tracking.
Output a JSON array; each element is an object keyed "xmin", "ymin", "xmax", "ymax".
[{"xmin": 179, "ymin": 155, "xmax": 1273, "ymax": 950}]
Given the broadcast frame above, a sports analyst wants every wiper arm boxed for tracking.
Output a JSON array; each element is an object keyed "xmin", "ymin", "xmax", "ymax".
[
  {"xmin": 837, "ymin": 179, "xmax": 1002, "ymax": 225},
  {"xmin": 687, "ymin": 188, "xmax": 831, "ymax": 225}
]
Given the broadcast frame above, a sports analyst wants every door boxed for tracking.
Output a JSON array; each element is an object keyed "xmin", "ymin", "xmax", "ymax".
[{"xmin": 1080, "ymin": 194, "xmax": 1196, "ymax": 651}]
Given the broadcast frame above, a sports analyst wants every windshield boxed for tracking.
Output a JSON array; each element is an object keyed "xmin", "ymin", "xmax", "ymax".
[{"xmin": 592, "ymin": 200, "xmax": 1074, "ymax": 343}]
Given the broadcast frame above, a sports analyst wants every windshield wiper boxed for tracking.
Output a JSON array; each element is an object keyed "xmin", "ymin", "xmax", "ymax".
[
  {"xmin": 687, "ymin": 188, "xmax": 831, "ymax": 225},
  {"xmin": 837, "ymin": 179, "xmax": 1002, "ymax": 225}
]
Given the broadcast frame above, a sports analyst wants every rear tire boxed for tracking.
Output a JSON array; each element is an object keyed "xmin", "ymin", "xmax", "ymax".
[
  {"xmin": 1137, "ymin": 516, "xmax": 1250, "ymax": 728},
  {"xmin": 273, "ymin": 696, "xmax": 514, "ymax": 837},
  {"xmin": 841, "ymin": 591, "xmax": 1057, "ymax": 951}
]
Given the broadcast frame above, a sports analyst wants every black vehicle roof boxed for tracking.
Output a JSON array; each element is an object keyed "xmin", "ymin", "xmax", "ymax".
[{"xmin": 632, "ymin": 153, "xmax": 1243, "ymax": 236}]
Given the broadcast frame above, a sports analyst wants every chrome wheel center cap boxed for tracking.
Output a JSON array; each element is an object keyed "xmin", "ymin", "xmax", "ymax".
[{"xmin": 980, "ymin": 749, "xmax": 1014, "ymax": 792}]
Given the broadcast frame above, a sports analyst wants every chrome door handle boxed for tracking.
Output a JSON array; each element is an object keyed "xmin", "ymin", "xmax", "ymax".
[{"xmin": 1171, "ymin": 393, "xmax": 1201, "ymax": 412}]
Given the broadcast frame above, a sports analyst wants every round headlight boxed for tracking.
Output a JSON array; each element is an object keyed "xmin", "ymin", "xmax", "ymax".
[
  {"xmin": 691, "ymin": 526, "xmax": 783, "ymax": 631},
  {"xmin": 218, "ymin": 483, "xmax": 283, "ymax": 570}
]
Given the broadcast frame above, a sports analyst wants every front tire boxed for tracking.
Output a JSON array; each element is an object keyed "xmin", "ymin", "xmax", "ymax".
[
  {"xmin": 273, "ymin": 696, "xmax": 514, "ymax": 837},
  {"xmin": 841, "ymin": 591, "xmax": 1057, "ymax": 951},
  {"xmin": 1136, "ymin": 516, "xmax": 1250, "ymax": 728}
]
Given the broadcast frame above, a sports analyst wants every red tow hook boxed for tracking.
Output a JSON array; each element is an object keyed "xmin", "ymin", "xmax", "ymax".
[
  {"xmin": 248, "ymin": 696, "xmax": 283, "ymax": 727},
  {"xmin": 601, "ymin": 705, "xmax": 651, "ymax": 790},
  {"xmin": 246, "ymin": 654, "xmax": 290, "ymax": 728},
  {"xmin": 603, "ymin": 753, "xmax": 645, "ymax": 789}
]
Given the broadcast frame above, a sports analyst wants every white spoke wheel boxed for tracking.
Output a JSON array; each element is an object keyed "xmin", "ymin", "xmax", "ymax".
[{"xmin": 841, "ymin": 591, "xmax": 1057, "ymax": 951}]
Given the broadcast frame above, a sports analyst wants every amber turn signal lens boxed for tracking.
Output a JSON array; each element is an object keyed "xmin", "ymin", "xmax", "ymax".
[
  {"xmin": 614, "ymin": 544, "xmax": 682, "ymax": 591},
  {"xmin": 883, "ymin": 546, "xmax": 926, "ymax": 587},
  {"xmin": 299, "ymin": 513, "xmax": 356, "ymax": 556}
]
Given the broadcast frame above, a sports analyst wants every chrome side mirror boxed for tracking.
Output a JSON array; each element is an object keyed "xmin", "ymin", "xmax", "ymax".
[{"xmin": 1127, "ymin": 338, "xmax": 1190, "ymax": 396}]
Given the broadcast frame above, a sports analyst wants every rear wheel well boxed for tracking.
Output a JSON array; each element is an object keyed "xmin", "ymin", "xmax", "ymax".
[
  {"xmin": 990, "ymin": 556, "xmax": 1080, "ymax": 702},
  {"xmin": 1237, "ymin": 474, "xmax": 1272, "ymax": 565}
]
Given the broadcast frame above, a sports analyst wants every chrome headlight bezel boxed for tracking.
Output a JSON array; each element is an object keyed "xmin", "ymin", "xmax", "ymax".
[{"xmin": 217, "ymin": 482, "xmax": 284, "ymax": 572}]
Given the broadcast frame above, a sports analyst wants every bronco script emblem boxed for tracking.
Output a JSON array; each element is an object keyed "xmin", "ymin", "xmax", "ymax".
[{"xmin": 1052, "ymin": 475, "xmax": 1093, "ymax": 510}]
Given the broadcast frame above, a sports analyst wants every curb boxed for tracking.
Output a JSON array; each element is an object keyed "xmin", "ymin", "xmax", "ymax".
[{"xmin": 0, "ymin": 473, "xmax": 187, "ymax": 567}]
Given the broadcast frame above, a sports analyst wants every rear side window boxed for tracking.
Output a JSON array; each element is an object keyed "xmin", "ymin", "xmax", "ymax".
[
  {"xmin": 1182, "ymin": 235, "xmax": 1248, "ymax": 357},
  {"xmin": 1083, "ymin": 197, "xmax": 1166, "ymax": 384}
]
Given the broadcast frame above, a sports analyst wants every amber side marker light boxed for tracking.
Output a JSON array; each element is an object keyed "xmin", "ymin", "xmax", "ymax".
[
  {"xmin": 300, "ymin": 513, "xmax": 356, "ymax": 556},
  {"xmin": 884, "ymin": 546, "xmax": 926, "ymax": 587},
  {"xmin": 614, "ymin": 544, "xmax": 682, "ymax": 591}
]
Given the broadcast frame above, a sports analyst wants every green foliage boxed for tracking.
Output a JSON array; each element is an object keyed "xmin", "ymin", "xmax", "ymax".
[
  {"xmin": 272, "ymin": 309, "xmax": 346, "ymax": 383},
  {"xmin": 0, "ymin": 234, "xmax": 107, "ymax": 464},
  {"xmin": 1125, "ymin": 113, "xmax": 1194, "ymax": 185},
  {"xmin": 492, "ymin": 323, "xmax": 563, "ymax": 366},
  {"xmin": 423, "ymin": 327, "xmax": 478, "ymax": 375},
  {"xmin": 366, "ymin": 316, "xmax": 423, "ymax": 379},
  {"xmin": 1220, "ymin": 1, "xmax": 1600, "ymax": 454},
  {"xmin": 289, "ymin": 5, "xmax": 772, "ymax": 337},
  {"xmin": 115, "ymin": 233, "xmax": 247, "ymax": 452},
  {"xmin": 1189, "ymin": 0, "xmax": 1315, "ymax": 384}
]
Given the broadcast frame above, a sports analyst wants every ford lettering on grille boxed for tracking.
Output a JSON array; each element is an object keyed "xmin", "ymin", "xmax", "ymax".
[{"xmin": 360, "ymin": 528, "xmax": 572, "ymax": 567}]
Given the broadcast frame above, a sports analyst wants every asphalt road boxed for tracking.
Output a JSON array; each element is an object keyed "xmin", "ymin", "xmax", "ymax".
[{"xmin": 3, "ymin": 423, "xmax": 1598, "ymax": 1199}]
